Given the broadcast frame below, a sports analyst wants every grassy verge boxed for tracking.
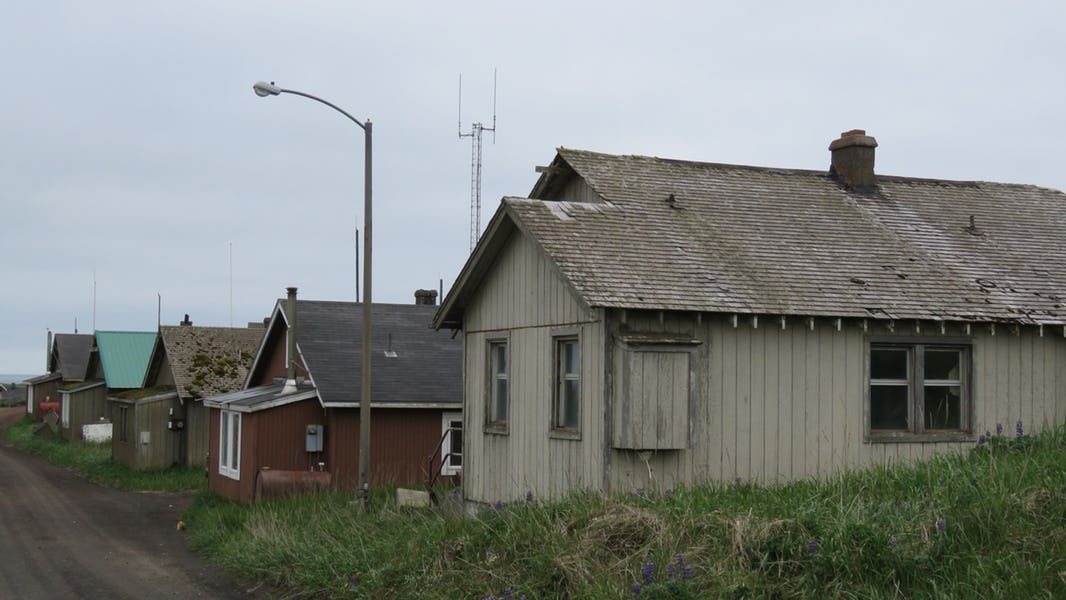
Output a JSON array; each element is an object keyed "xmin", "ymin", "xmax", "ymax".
[
  {"xmin": 4, "ymin": 416, "xmax": 207, "ymax": 492},
  {"xmin": 184, "ymin": 425, "xmax": 1066, "ymax": 599}
]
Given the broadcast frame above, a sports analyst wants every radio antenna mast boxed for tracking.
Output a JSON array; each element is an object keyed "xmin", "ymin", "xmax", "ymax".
[{"xmin": 458, "ymin": 69, "xmax": 497, "ymax": 252}]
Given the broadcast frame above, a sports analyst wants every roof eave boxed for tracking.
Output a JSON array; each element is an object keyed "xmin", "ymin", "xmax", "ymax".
[{"xmin": 432, "ymin": 203, "xmax": 520, "ymax": 330}]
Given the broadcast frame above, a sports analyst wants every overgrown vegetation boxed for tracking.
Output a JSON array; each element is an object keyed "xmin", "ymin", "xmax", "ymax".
[
  {"xmin": 184, "ymin": 424, "xmax": 1066, "ymax": 599},
  {"xmin": 4, "ymin": 416, "xmax": 207, "ymax": 492}
]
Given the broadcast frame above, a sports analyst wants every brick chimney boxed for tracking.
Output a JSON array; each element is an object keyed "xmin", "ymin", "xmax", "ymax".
[
  {"xmin": 829, "ymin": 129, "xmax": 878, "ymax": 190},
  {"xmin": 180, "ymin": 314, "xmax": 193, "ymax": 326},
  {"xmin": 414, "ymin": 289, "xmax": 438, "ymax": 306}
]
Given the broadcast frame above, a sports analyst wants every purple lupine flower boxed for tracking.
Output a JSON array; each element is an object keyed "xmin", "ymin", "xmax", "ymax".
[
  {"xmin": 734, "ymin": 477, "xmax": 743, "ymax": 487},
  {"xmin": 977, "ymin": 434, "xmax": 986, "ymax": 445},
  {"xmin": 683, "ymin": 566, "xmax": 694, "ymax": 580},
  {"xmin": 526, "ymin": 490, "xmax": 534, "ymax": 503},
  {"xmin": 936, "ymin": 518, "xmax": 947, "ymax": 532},
  {"xmin": 348, "ymin": 573, "xmax": 359, "ymax": 588},
  {"xmin": 642, "ymin": 562, "xmax": 655, "ymax": 586},
  {"xmin": 665, "ymin": 488, "xmax": 674, "ymax": 499},
  {"xmin": 667, "ymin": 562, "xmax": 675, "ymax": 579},
  {"xmin": 807, "ymin": 538, "xmax": 818, "ymax": 560},
  {"xmin": 502, "ymin": 589, "xmax": 512, "ymax": 599},
  {"xmin": 631, "ymin": 582, "xmax": 642, "ymax": 595},
  {"xmin": 1016, "ymin": 420, "xmax": 1024, "ymax": 437},
  {"xmin": 889, "ymin": 536, "xmax": 898, "ymax": 549},
  {"xmin": 996, "ymin": 423, "xmax": 1003, "ymax": 436},
  {"xmin": 493, "ymin": 500, "xmax": 504, "ymax": 510}
]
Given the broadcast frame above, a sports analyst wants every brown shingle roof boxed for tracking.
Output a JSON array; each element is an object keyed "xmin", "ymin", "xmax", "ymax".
[
  {"xmin": 437, "ymin": 147, "xmax": 1066, "ymax": 327},
  {"xmin": 158, "ymin": 326, "xmax": 264, "ymax": 401}
]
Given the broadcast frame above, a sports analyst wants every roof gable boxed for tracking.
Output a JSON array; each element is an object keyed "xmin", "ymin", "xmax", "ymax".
[
  {"xmin": 157, "ymin": 325, "xmax": 264, "ymax": 401},
  {"xmin": 94, "ymin": 331, "xmax": 157, "ymax": 389},
  {"xmin": 50, "ymin": 333, "xmax": 95, "ymax": 381},
  {"xmin": 442, "ymin": 147, "xmax": 1066, "ymax": 326}
]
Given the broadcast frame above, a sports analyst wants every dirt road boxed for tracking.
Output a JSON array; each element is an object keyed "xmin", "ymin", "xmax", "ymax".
[{"xmin": 0, "ymin": 408, "xmax": 267, "ymax": 599}]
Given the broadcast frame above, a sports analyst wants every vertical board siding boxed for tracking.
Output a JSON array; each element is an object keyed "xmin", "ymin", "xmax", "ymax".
[
  {"xmin": 463, "ymin": 231, "xmax": 603, "ymax": 503},
  {"xmin": 327, "ymin": 408, "xmax": 452, "ymax": 489},
  {"xmin": 186, "ymin": 401, "xmax": 210, "ymax": 467},
  {"xmin": 604, "ymin": 316, "xmax": 1066, "ymax": 494}
]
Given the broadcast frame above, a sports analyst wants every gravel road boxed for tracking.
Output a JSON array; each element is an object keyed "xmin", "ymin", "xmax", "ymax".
[{"xmin": 0, "ymin": 407, "xmax": 269, "ymax": 599}]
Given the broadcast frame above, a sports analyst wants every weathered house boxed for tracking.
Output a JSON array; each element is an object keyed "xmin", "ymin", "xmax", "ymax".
[
  {"xmin": 25, "ymin": 332, "xmax": 96, "ymax": 419},
  {"xmin": 204, "ymin": 289, "xmax": 462, "ymax": 503},
  {"xmin": 433, "ymin": 131, "xmax": 1066, "ymax": 504},
  {"xmin": 111, "ymin": 320, "xmax": 263, "ymax": 470}
]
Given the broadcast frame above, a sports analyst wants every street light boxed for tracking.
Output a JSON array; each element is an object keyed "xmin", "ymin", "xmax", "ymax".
[{"xmin": 253, "ymin": 80, "xmax": 374, "ymax": 503}]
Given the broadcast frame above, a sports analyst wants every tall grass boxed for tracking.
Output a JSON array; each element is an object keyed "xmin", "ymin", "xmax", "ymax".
[
  {"xmin": 4, "ymin": 416, "xmax": 207, "ymax": 492},
  {"xmin": 184, "ymin": 425, "xmax": 1066, "ymax": 599}
]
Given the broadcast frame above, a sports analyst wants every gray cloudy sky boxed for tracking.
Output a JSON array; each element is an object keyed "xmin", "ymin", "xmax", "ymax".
[{"xmin": 3, "ymin": 1, "xmax": 1065, "ymax": 374}]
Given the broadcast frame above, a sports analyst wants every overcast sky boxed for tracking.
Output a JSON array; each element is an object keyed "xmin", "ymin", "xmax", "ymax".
[{"xmin": 3, "ymin": 1, "xmax": 1064, "ymax": 375}]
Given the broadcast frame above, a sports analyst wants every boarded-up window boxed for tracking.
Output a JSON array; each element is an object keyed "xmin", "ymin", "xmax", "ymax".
[{"xmin": 613, "ymin": 344, "xmax": 695, "ymax": 450}]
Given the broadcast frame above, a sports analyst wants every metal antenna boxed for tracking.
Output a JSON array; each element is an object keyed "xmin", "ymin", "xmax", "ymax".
[{"xmin": 459, "ymin": 69, "xmax": 498, "ymax": 252}]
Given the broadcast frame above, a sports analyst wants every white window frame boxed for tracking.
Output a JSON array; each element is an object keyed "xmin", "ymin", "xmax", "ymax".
[
  {"xmin": 218, "ymin": 410, "xmax": 242, "ymax": 480},
  {"xmin": 485, "ymin": 338, "xmax": 509, "ymax": 433},
  {"xmin": 440, "ymin": 412, "xmax": 463, "ymax": 476}
]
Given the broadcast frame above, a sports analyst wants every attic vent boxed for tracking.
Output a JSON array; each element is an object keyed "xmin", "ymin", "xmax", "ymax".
[{"xmin": 384, "ymin": 333, "xmax": 397, "ymax": 358}]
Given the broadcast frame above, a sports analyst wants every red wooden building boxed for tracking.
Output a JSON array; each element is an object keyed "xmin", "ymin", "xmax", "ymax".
[{"xmin": 203, "ymin": 288, "xmax": 461, "ymax": 503}]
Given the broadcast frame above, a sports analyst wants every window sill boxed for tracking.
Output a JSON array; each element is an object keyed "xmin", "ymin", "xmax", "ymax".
[
  {"xmin": 483, "ymin": 423, "xmax": 509, "ymax": 436},
  {"xmin": 550, "ymin": 429, "xmax": 582, "ymax": 441},
  {"xmin": 219, "ymin": 469, "xmax": 240, "ymax": 480},
  {"xmin": 866, "ymin": 431, "xmax": 975, "ymax": 444}
]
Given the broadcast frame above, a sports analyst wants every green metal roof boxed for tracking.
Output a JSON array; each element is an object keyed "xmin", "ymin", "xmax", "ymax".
[{"xmin": 95, "ymin": 331, "xmax": 157, "ymax": 389}]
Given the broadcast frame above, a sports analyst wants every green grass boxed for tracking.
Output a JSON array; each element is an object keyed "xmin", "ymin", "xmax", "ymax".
[
  {"xmin": 4, "ymin": 416, "xmax": 207, "ymax": 492},
  {"xmin": 182, "ymin": 425, "xmax": 1066, "ymax": 599}
]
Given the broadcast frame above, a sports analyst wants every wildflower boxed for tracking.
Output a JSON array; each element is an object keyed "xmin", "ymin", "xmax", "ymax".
[
  {"xmin": 985, "ymin": 430, "xmax": 992, "ymax": 441},
  {"xmin": 977, "ymin": 434, "xmax": 986, "ymax": 445},
  {"xmin": 642, "ymin": 562, "xmax": 655, "ymax": 586},
  {"xmin": 1016, "ymin": 420, "xmax": 1024, "ymax": 437},
  {"xmin": 936, "ymin": 518, "xmax": 947, "ymax": 533},
  {"xmin": 996, "ymin": 423, "xmax": 1003, "ymax": 436},
  {"xmin": 889, "ymin": 536, "xmax": 898, "ymax": 549},
  {"xmin": 345, "ymin": 573, "xmax": 359, "ymax": 588},
  {"xmin": 665, "ymin": 488, "xmax": 674, "ymax": 499},
  {"xmin": 503, "ymin": 589, "xmax": 513, "ymax": 599},
  {"xmin": 493, "ymin": 500, "xmax": 504, "ymax": 510},
  {"xmin": 526, "ymin": 490, "xmax": 534, "ymax": 503},
  {"xmin": 631, "ymin": 582, "xmax": 642, "ymax": 595},
  {"xmin": 807, "ymin": 538, "xmax": 818, "ymax": 561},
  {"xmin": 734, "ymin": 477, "xmax": 742, "ymax": 487},
  {"xmin": 683, "ymin": 566, "xmax": 694, "ymax": 580}
]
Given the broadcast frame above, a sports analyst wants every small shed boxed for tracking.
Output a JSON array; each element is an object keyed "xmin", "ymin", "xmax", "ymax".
[
  {"xmin": 58, "ymin": 380, "xmax": 108, "ymax": 441},
  {"xmin": 110, "ymin": 387, "xmax": 182, "ymax": 469}
]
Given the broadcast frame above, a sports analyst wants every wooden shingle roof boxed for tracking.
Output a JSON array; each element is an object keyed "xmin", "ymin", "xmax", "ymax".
[
  {"xmin": 436, "ymin": 147, "xmax": 1066, "ymax": 328},
  {"xmin": 158, "ymin": 325, "xmax": 264, "ymax": 401}
]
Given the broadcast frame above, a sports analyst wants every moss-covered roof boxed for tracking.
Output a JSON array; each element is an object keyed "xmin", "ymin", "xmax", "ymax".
[{"xmin": 158, "ymin": 325, "xmax": 264, "ymax": 401}]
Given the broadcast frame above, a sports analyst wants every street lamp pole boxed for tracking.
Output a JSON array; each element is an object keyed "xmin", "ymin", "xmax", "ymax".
[{"xmin": 253, "ymin": 81, "xmax": 374, "ymax": 503}]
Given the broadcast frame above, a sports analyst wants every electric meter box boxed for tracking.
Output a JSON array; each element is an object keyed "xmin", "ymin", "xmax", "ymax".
[{"xmin": 306, "ymin": 424, "xmax": 324, "ymax": 452}]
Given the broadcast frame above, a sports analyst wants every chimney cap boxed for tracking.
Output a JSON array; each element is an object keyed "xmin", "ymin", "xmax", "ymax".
[{"xmin": 829, "ymin": 129, "xmax": 878, "ymax": 151}]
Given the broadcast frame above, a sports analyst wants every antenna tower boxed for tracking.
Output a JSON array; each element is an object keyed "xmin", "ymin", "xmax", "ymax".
[{"xmin": 458, "ymin": 70, "xmax": 497, "ymax": 252}]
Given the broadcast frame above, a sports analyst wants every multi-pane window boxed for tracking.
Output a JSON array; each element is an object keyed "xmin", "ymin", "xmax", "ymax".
[
  {"xmin": 553, "ymin": 337, "xmax": 580, "ymax": 432},
  {"xmin": 219, "ymin": 410, "xmax": 241, "ymax": 479},
  {"xmin": 869, "ymin": 341, "xmax": 969, "ymax": 437},
  {"xmin": 487, "ymin": 340, "xmax": 509, "ymax": 428}
]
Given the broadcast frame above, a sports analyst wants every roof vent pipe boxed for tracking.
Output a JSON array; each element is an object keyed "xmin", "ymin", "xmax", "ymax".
[
  {"xmin": 829, "ymin": 129, "xmax": 878, "ymax": 190},
  {"xmin": 285, "ymin": 287, "xmax": 298, "ymax": 386}
]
